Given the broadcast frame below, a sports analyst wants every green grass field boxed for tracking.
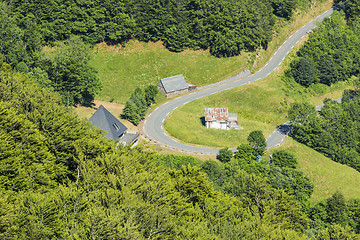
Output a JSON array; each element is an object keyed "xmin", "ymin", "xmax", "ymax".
[
  {"xmin": 270, "ymin": 138, "xmax": 360, "ymax": 203},
  {"xmin": 89, "ymin": 41, "xmax": 251, "ymax": 104},
  {"xmin": 163, "ymin": 73, "xmax": 287, "ymax": 148}
]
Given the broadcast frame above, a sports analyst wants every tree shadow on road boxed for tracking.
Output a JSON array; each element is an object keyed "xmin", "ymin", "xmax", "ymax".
[{"xmin": 276, "ymin": 124, "xmax": 291, "ymax": 135}]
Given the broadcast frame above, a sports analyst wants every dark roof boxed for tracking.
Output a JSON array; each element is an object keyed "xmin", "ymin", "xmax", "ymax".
[
  {"xmin": 158, "ymin": 74, "xmax": 188, "ymax": 93},
  {"xmin": 89, "ymin": 105, "xmax": 127, "ymax": 141}
]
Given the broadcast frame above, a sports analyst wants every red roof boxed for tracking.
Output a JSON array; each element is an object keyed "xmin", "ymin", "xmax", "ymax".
[{"xmin": 204, "ymin": 108, "xmax": 229, "ymax": 121}]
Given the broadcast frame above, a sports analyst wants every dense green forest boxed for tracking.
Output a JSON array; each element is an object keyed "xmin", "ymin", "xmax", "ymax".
[
  {"xmin": 287, "ymin": 2, "xmax": 360, "ymax": 87},
  {"xmin": 155, "ymin": 148, "xmax": 360, "ymax": 237},
  {"xmin": 3, "ymin": 0, "xmax": 299, "ymax": 57},
  {"xmin": 0, "ymin": 0, "xmax": 102, "ymax": 106},
  {"xmin": 289, "ymin": 95, "xmax": 360, "ymax": 171}
]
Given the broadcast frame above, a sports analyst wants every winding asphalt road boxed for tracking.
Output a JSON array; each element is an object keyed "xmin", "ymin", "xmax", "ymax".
[{"xmin": 143, "ymin": 8, "xmax": 335, "ymax": 154}]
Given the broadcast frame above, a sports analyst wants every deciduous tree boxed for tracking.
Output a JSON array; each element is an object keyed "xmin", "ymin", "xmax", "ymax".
[{"xmin": 247, "ymin": 130, "xmax": 266, "ymax": 156}]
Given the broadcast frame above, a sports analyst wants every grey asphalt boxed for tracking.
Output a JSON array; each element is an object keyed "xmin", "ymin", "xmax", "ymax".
[{"xmin": 143, "ymin": 8, "xmax": 335, "ymax": 154}]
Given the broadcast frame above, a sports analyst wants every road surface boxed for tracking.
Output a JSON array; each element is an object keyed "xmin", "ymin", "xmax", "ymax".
[{"xmin": 143, "ymin": 8, "xmax": 335, "ymax": 154}]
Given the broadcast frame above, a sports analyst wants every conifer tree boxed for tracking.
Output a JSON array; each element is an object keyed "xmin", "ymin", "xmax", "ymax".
[{"xmin": 122, "ymin": 99, "xmax": 141, "ymax": 125}]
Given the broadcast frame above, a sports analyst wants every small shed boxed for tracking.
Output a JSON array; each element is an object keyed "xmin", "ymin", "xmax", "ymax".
[
  {"xmin": 204, "ymin": 108, "xmax": 240, "ymax": 130},
  {"xmin": 158, "ymin": 74, "xmax": 190, "ymax": 98},
  {"xmin": 89, "ymin": 105, "xmax": 127, "ymax": 141}
]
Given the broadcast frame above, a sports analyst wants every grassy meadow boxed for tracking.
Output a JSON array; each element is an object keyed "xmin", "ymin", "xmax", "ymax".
[
  {"xmin": 89, "ymin": 41, "xmax": 251, "ymax": 104},
  {"xmin": 269, "ymin": 138, "xmax": 360, "ymax": 203}
]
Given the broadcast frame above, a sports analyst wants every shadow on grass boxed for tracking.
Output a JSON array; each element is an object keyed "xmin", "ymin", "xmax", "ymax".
[
  {"xmin": 81, "ymin": 102, "xmax": 96, "ymax": 108},
  {"xmin": 200, "ymin": 116, "xmax": 206, "ymax": 127}
]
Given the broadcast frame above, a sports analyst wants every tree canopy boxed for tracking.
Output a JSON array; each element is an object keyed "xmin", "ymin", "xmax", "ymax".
[
  {"xmin": 0, "ymin": 62, "xmax": 319, "ymax": 239},
  {"xmin": 247, "ymin": 130, "xmax": 267, "ymax": 156},
  {"xmin": 2, "ymin": 0, "xmax": 305, "ymax": 58},
  {"xmin": 287, "ymin": 11, "xmax": 360, "ymax": 88},
  {"xmin": 289, "ymin": 96, "xmax": 360, "ymax": 172}
]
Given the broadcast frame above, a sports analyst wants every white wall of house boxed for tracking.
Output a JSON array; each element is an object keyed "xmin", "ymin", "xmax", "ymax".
[{"xmin": 206, "ymin": 121, "xmax": 227, "ymax": 130}]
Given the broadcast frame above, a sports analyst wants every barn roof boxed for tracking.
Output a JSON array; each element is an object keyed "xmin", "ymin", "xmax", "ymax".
[
  {"xmin": 158, "ymin": 74, "xmax": 188, "ymax": 93},
  {"xmin": 204, "ymin": 108, "xmax": 229, "ymax": 121},
  {"xmin": 89, "ymin": 105, "xmax": 127, "ymax": 141}
]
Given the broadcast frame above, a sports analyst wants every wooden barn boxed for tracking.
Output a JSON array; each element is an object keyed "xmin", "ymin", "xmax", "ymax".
[{"xmin": 158, "ymin": 74, "xmax": 195, "ymax": 98}]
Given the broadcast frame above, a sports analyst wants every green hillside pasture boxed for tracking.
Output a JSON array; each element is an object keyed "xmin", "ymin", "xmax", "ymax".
[
  {"xmin": 164, "ymin": 73, "xmax": 287, "ymax": 148},
  {"xmin": 274, "ymin": 138, "xmax": 360, "ymax": 203},
  {"xmin": 89, "ymin": 41, "xmax": 250, "ymax": 104},
  {"xmin": 163, "ymin": 39, "xmax": 351, "ymax": 149},
  {"xmin": 164, "ymin": 71, "xmax": 349, "ymax": 149}
]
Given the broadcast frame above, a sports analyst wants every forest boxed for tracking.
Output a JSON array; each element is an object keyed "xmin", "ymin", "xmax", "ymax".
[
  {"xmin": 3, "ymin": 0, "xmax": 297, "ymax": 56},
  {"xmin": 287, "ymin": 5, "xmax": 360, "ymax": 87},
  {"xmin": 289, "ymin": 95, "xmax": 360, "ymax": 172}
]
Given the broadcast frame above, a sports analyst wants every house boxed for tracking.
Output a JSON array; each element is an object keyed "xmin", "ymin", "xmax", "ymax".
[
  {"xmin": 119, "ymin": 130, "xmax": 140, "ymax": 147},
  {"xmin": 158, "ymin": 74, "xmax": 196, "ymax": 98},
  {"xmin": 89, "ymin": 105, "xmax": 139, "ymax": 146},
  {"xmin": 204, "ymin": 108, "xmax": 240, "ymax": 130}
]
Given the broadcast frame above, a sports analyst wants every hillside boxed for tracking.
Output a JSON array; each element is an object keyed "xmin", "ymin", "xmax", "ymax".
[
  {"xmin": 0, "ymin": 63, "xmax": 313, "ymax": 239},
  {"xmin": 88, "ymin": 0, "xmax": 334, "ymax": 103},
  {"xmin": 272, "ymin": 138, "xmax": 360, "ymax": 203},
  {"xmin": 2, "ymin": 0, "xmax": 360, "ymax": 238}
]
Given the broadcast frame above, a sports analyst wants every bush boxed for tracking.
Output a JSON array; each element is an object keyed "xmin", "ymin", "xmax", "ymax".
[
  {"xmin": 217, "ymin": 148, "xmax": 233, "ymax": 163},
  {"xmin": 271, "ymin": 150, "xmax": 297, "ymax": 168}
]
